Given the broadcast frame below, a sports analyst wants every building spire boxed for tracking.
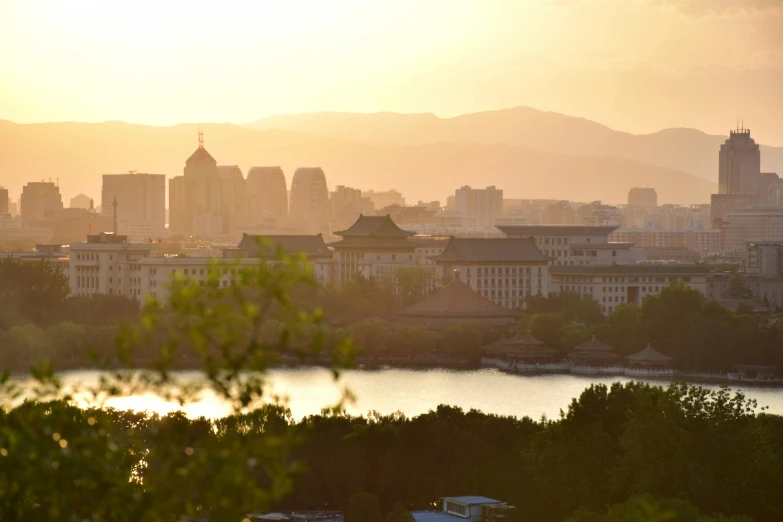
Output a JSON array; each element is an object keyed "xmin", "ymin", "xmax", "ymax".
[
  {"xmin": 198, "ymin": 124, "xmax": 204, "ymax": 149},
  {"xmin": 113, "ymin": 197, "xmax": 118, "ymax": 234}
]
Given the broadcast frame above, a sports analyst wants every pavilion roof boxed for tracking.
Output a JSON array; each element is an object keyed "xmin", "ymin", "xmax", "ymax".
[
  {"xmin": 625, "ymin": 344, "xmax": 672, "ymax": 363},
  {"xmin": 398, "ymin": 279, "xmax": 517, "ymax": 319},
  {"xmin": 569, "ymin": 336, "xmax": 618, "ymax": 359},
  {"xmin": 235, "ymin": 234, "xmax": 332, "ymax": 258},
  {"xmin": 486, "ymin": 333, "xmax": 557, "ymax": 358}
]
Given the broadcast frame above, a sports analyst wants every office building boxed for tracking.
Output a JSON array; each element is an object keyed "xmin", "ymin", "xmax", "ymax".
[
  {"xmin": 0, "ymin": 187, "xmax": 8, "ymax": 214},
  {"xmin": 718, "ymin": 126, "xmax": 761, "ymax": 200},
  {"xmin": 70, "ymin": 193, "xmax": 92, "ymax": 210},
  {"xmin": 20, "ymin": 181, "xmax": 63, "ymax": 223},
  {"xmin": 498, "ymin": 225, "xmax": 635, "ymax": 266},
  {"xmin": 431, "ymin": 237, "xmax": 550, "ymax": 308},
  {"xmin": 550, "ymin": 265, "xmax": 709, "ymax": 315},
  {"xmin": 454, "ymin": 185, "xmax": 504, "ymax": 228},
  {"xmin": 168, "ymin": 176, "xmax": 186, "ymax": 235},
  {"xmin": 289, "ymin": 167, "xmax": 329, "ymax": 234},
  {"xmin": 627, "ymin": 187, "xmax": 658, "ymax": 210},
  {"xmin": 102, "ymin": 173, "xmax": 166, "ymax": 237},
  {"xmin": 246, "ymin": 166, "xmax": 288, "ymax": 220},
  {"xmin": 330, "ymin": 185, "xmax": 374, "ymax": 232},
  {"xmin": 172, "ymin": 131, "xmax": 223, "ymax": 236},
  {"xmin": 362, "ymin": 189, "xmax": 405, "ymax": 210},
  {"xmin": 218, "ymin": 165, "xmax": 246, "ymax": 215},
  {"xmin": 721, "ymin": 209, "xmax": 783, "ymax": 251}
]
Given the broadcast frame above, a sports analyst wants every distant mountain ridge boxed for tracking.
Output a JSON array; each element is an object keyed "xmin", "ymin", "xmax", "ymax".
[
  {"xmin": 0, "ymin": 119, "xmax": 714, "ymax": 207},
  {"xmin": 246, "ymin": 107, "xmax": 783, "ymax": 183}
]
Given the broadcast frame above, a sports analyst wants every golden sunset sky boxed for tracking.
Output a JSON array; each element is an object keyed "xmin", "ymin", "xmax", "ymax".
[{"xmin": 2, "ymin": 0, "xmax": 782, "ymax": 143}]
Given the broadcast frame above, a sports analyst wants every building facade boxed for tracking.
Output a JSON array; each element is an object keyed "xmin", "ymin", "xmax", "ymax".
[
  {"xmin": 628, "ymin": 187, "xmax": 657, "ymax": 210},
  {"xmin": 289, "ymin": 167, "xmax": 329, "ymax": 235},
  {"xmin": 431, "ymin": 237, "xmax": 550, "ymax": 308},
  {"xmin": 498, "ymin": 225, "xmax": 635, "ymax": 266},
  {"xmin": 550, "ymin": 265, "xmax": 710, "ymax": 315},
  {"xmin": 718, "ymin": 127, "xmax": 761, "ymax": 200},
  {"xmin": 20, "ymin": 181, "xmax": 63, "ymax": 223},
  {"xmin": 102, "ymin": 173, "xmax": 166, "ymax": 237},
  {"xmin": 454, "ymin": 185, "xmax": 504, "ymax": 228},
  {"xmin": 246, "ymin": 166, "xmax": 288, "ymax": 220}
]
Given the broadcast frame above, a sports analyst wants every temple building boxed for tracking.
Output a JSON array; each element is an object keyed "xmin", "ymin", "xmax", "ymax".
[
  {"xmin": 331, "ymin": 214, "xmax": 418, "ymax": 286},
  {"xmin": 625, "ymin": 344, "xmax": 673, "ymax": 372},
  {"xmin": 395, "ymin": 278, "xmax": 517, "ymax": 330}
]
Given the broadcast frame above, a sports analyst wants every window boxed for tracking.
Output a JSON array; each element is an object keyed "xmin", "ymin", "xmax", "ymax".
[
  {"xmin": 392, "ymin": 254, "xmax": 396, "ymax": 261},
  {"xmin": 612, "ymin": 250, "xmax": 617, "ymax": 257}
]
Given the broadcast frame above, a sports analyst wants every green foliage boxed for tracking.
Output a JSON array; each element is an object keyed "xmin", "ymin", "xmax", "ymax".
[
  {"xmin": 526, "ymin": 291, "xmax": 604, "ymax": 324},
  {"xmin": 0, "ymin": 258, "xmax": 69, "ymax": 328},
  {"xmin": 438, "ymin": 323, "xmax": 484, "ymax": 361},
  {"xmin": 386, "ymin": 501, "xmax": 415, "ymax": 522},
  {"xmin": 395, "ymin": 265, "xmax": 437, "ymax": 307},
  {"xmin": 347, "ymin": 492, "xmax": 383, "ymax": 522}
]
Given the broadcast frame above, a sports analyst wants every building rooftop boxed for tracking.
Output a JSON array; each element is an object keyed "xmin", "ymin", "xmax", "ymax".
[
  {"xmin": 626, "ymin": 344, "xmax": 673, "ymax": 363},
  {"xmin": 551, "ymin": 265, "xmax": 709, "ymax": 275},
  {"xmin": 431, "ymin": 238, "xmax": 547, "ymax": 263},
  {"xmin": 186, "ymin": 146, "xmax": 217, "ymax": 165},
  {"xmin": 398, "ymin": 279, "xmax": 517, "ymax": 319},
  {"xmin": 443, "ymin": 496, "xmax": 502, "ymax": 505},
  {"xmin": 335, "ymin": 214, "xmax": 414, "ymax": 237},
  {"xmin": 498, "ymin": 225, "xmax": 617, "ymax": 236}
]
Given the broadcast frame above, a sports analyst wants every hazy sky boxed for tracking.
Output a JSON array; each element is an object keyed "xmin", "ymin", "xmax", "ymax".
[{"xmin": 2, "ymin": 0, "xmax": 782, "ymax": 143}]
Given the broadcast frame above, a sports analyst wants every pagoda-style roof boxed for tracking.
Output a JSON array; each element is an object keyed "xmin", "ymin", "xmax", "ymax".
[
  {"xmin": 334, "ymin": 215, "xmax": 414, "ymax": 238},
  {"xmin": 625, "ymin": 344, "xmax": 673, "ymax": 364},
  {"xmin": 569, "ymin": 336, "xmax": 618, "ymax": 360},
  {"xmin": 231, "ymin": 234, "xmax": 332, "ymax": 259},
  {"xmin": 397, "ymin": 279, "xmax": 517, "ymax": 320},
  {"xmin": 430, "ymin": 238, "xmax": 548, "ymax": 263},
  {"xmin": 485, "ymin": 333, "xmax": 558, "ymax": 359},
  {"xmin": 186, "ymin": 146, "xmax": 217, "ymax": 165}
]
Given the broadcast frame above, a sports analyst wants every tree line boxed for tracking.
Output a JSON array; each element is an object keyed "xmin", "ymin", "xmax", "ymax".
[{"xmin": 1, "ymin": 382, "xmax": 779, "ymax": 521}]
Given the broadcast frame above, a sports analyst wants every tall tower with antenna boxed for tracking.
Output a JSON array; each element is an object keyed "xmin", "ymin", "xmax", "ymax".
[{"xmin": 113, "ymin": 197, "xmax": 118, "ymax": 234}]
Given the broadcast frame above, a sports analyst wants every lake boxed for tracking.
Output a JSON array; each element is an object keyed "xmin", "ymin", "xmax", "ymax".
[{"xmin": 17, "ymin": 367, "xmax": 783, "ymax": 419}]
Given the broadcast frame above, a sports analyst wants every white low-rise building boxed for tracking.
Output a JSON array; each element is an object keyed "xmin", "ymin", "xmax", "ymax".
[
  {"xmin": 497, "ymin": 225, "xmax": 636, "ymax": 266},
  {"xmin": 550, "ymin": 264, "xmax": 710, "ymax": 315}
]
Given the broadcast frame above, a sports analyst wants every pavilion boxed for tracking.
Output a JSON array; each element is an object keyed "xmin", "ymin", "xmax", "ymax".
[
  {"xmin": 625, "ymin": 344, "xmax": 673, "ymax": 369},
  {"xmin": 395, "ymin": 278, "xmax": 517, "ymax": 330},
  {"xmin": 569, "ymin": 336, "xmax": 619, "ymax": 367},
  {"xmin": 484, "ymin": 332, "xmax": 558, "ymax": 364}
]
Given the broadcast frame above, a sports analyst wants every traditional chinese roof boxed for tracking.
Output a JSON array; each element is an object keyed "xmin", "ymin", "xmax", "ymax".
[
  {"xmin": 570, "ymin": 336, "xmax": 618, "ymax": 359},
  {"xmin": 485, "ymin": 333, "xmax": 557, "ymax": 358},
  {"xmin": 625, "ymin": 344, "xmax": 672, "ymax": 364},
  {"xmin": 430, "ymin": 238, "xmax": 547, "ymax": 263},
  {"xmin": 498, "ymin": 225, "xmax": 617, "ymax": 237},
  {"xmin": 334, "ymin": 215, "xmax": 414, "ymax": 237},
  {"xmin": 233, "ymin": 234, "xmax": 332, "ymax": 258},
  {"xmin": 186, "ymin": 146, "xmax": 217, "ymax": 165},
  {"xmin": 398, "ymin": 279, "xmax": 517, "ymax": 319}
]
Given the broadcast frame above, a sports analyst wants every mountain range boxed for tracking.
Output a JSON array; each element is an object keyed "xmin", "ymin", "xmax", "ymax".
[{"xmin": 3, "ymin": 106, "xmax": 780, "ymax": 207}]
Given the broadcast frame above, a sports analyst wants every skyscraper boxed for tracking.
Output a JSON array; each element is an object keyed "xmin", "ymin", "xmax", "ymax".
[
  {"xmin": 218, "ymin": 165, "xmax": 247, "ymax": 216},
  {"xmin": 246, "ymin": 166, "xmax": 288, "ymax": 219},
  {"xmin": 454, "ymin": 185, "xmax": 503, "ymax": 228},
  {"xmin": 627, "ymin": 187, "xmax": 658, "ymax": 210},
  {"xmin": 177, "ymin": 129, "xmax": 223, "ymax": 235},
  {"xmin": 20, "ymin": 181, "xmax": 63, "ymax": 223},
  {"xmin": 718, "ymin": 126, "xmax": 761, "ymax": 199},
  {"xmin": 168, "ymin": 176, "xmax": 186, "ymax": 234},
  {"xmin": 289, "ymin": 167, "xmax": 329, "ymax": 234},
  {"xmin": 102, "ymin": 173, "xmax": 166, "ymax": 237},
  {"xmin": 0, "ymin": 187, "xmax": 8, "ymax": 215}
]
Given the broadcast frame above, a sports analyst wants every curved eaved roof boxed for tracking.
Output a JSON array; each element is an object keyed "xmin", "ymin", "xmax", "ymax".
[
  {"xmin": 625, "ymin": 344, "xmax": 672, "ymax": 363},
  {"xmin": 398, "ymin": 279, "xmax": 516, "ymax": 319}
]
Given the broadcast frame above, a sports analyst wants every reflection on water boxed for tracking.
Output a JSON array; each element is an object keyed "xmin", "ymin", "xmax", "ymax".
[{"xmin": 15, "ymin": 367, "xmax": 783, "ymax": 420}]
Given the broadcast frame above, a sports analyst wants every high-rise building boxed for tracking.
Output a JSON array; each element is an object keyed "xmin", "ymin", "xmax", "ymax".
[
  {"xmin": 627, "ymin": 187, "xmax": 657, "ymax": 210},
  {"xmin": 330, "ymin": 185, "xmax": 374, "ymax": 231},
  {"xmin": 454, "ymin": 185, "xmax": 504, "ymax": 228},
  {"xmin": 246, "ymin": 167, "xmax": 288, "ymax": 219},
  {"xmin": 168, "ymin": 176, "xmax": 186, "ymax": 235},
  {"xmin": 290, "ymin": 167, "xmax": 329, "ymax": 234},
  {"xmin": 218, "ymin": 165, "xmax": 246, "ymax": 216},
  {"xmin": 20, "ymin": 181, "xmax": 63, "ymax": 223},
  {"xmin": 718, "ymin": 127, "xmax": 761, "ymax": 199},
  {"xmin": 102, "ymin": 173, "xmax": 166, "ymax": 237},
  {"xmin": 174, "ymin": 129, "xmax": 223, "ymax": 236},
  {"xmin": 362, "ymin": 189, "xmax": 405, "ymax": 210},
  {"xmin": 70, "ymin": 193, "xmax": 93, "ymax": 210},
  {"xmin": 0, "ymin": 187, "xmax": 8, "ymax": 214}
]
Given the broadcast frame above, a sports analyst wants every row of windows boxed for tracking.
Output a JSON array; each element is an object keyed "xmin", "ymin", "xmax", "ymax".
[
  {"xmin": 537, "ymin": 237, "xmax": 571, "ymax": 246},
  {"xmin": 476, "ymin": 278, "xmax": 529, "ymax": 287},
  {"xmin": 75, "ymin": 253, "xmax": 114, "ymax": 261},
  {"xmin": 475, "ymin": 267, "xmax": 532, "ymax": 276}
]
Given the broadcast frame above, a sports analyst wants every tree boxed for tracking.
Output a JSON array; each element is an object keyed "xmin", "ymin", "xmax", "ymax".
[
  {"xmin": 386, "ymin": 501, "xmax": 415, "ymax": 522},
  {"xmin": 347, "ymin": 492, "xmax": 383, "ymax": 522},
  {"xmin": 0, "ymin": 258, "xmax": 69, "ymax": 328},
  {"xmin": 438, "ymin": 323, "xmax": 484, "ymax": 361}
]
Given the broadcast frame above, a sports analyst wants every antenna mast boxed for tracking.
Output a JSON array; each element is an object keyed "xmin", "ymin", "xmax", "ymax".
[
  {"xmin": 198, "ymin": 124, "xmax": 204, "ymax": 148},
  {"xmin": 113, "ymin": 197, "xmax": 118, "ymax": 234}
]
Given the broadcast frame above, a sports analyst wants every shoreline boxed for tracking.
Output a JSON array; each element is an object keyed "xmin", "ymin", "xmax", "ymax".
[{"xmin": 5, "ymin": 356, "xmax": 783, "ymax": 388}]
